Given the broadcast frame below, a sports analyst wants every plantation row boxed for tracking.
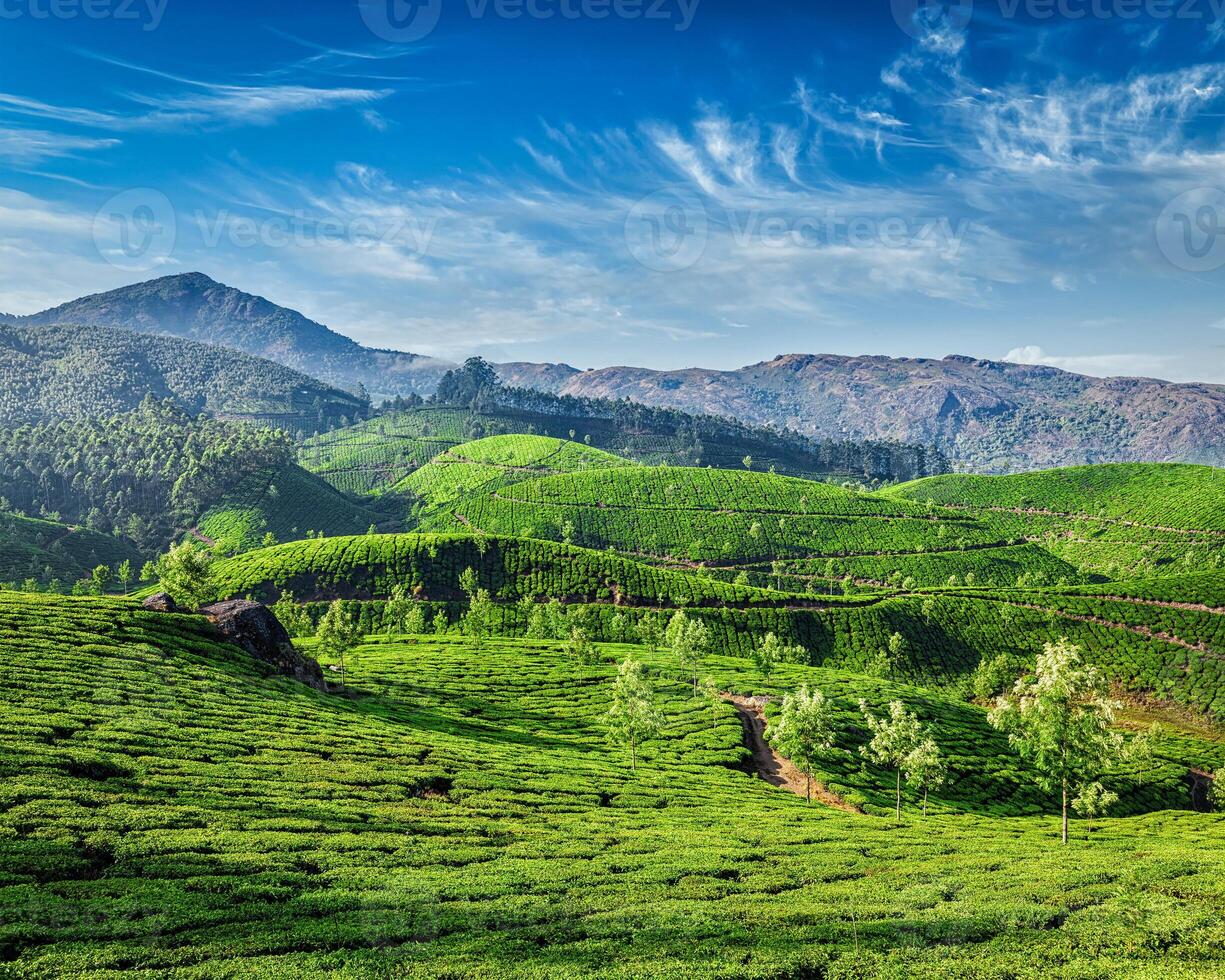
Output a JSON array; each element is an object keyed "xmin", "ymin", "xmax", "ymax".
[
  {"xmin": 728, "ymin": 544, "xmax": 1088, "ymax": 590},
  {"xmin": 196, "ymin": 465, "xmax": 394, "ymax": 554},
  {"xmin": 438, "ymin": 495, "xmax": 1003, "ymax": 563},
  {"xmin": 298, "ymin": 408, "xmax": 473, "ymax": 494},
  {"xmin": 209, "ymin": 534, "xmax": 866, "ymax": 610},
  {"xmin": 400, "ymin": 436, "xmax": 634, "ymax": 524},
  {"xmin": 890, "ymin": 463, "xmax": 1225, "ymax": 532},
  {"xmin": 497, "ymin": 467, "xmax": 931, "ymax": 517}
]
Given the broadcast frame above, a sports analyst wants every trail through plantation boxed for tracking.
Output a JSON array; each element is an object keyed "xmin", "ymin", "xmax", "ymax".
[{"xmin": 723, "ymin": 693, "xmax": 859, "ymax": 812}]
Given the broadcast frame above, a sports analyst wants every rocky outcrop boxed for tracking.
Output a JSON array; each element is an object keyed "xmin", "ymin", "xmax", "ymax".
[
  {"xmin": 198, "ymin": 600, "xmax": 327, "ymax": 691},
  {"xmin": 142, "ymin": 592, "xmax": 181, "ymax": 613}
]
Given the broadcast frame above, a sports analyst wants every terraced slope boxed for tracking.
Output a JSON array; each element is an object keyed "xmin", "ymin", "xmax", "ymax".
[
  {"xmin": 208, "ymin": 533, "xmax": 818, "ymax": 610},
  {"xmin": 298, "ymin": 408, "xmax": 473, "ymax": 495},
  {"xmin": 208, "ymin": 535, "xmax": 1225, "ymax": 720},
  {"xmin": 401, "ymin": 435, "xmax": 634, "ymax": 523},
  {"xmin": 419, "ymin": 465, "xmax": 1086, "ymax": 587},
  {"xmin": 196, "ymin": 465, "xmax": 396, "ymax": 554},
  {"xmin": 0, "ymin": 513, "xmax": 140, "ymax": 586},
  {"xmin": 2, "ymin": 593, "xmax": 1222, "ymax": 978},
  {"xmin": 888, "ymin": 464, "xmax": 1225, "ymax": 581}
]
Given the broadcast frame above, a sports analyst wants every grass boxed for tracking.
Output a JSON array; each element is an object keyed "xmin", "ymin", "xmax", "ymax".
[{"xmin": 2, "ymin": 593, "xmax": 1223, "ymax": 978}]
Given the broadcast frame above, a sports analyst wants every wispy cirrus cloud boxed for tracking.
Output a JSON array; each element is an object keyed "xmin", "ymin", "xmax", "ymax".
[{"xmin": 0, "ymin": 127, "xmax": 120, "ymax": 165}]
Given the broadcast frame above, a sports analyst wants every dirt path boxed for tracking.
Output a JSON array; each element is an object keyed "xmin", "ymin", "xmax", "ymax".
[{"xmin": 723, "ymin": 694, "xmax": 859, "ymax": 812}]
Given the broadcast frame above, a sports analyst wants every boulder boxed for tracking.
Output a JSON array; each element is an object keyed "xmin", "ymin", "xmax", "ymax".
[
  {"xmin": 198, "ymin": 600, "xmax": 327, "ymax": 692},
  {"xmin": 142, "ymin": 592, "xmax": 180, "ymax": 613}
]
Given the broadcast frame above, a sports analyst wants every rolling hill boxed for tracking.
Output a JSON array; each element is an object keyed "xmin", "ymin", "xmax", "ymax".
[
  {"xmin": 498, "ymin": 353, "xmax": 1225, "ymax": 472},
  {"xmin": 3, "ymin": 592, "xmax": 1222, "ymax": 976}
]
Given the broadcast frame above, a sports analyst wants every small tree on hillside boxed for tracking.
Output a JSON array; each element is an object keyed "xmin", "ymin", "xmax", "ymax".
[
  {"xmin": 905, "ymin": 737, "xmax": 946, "ymax": 817},
  {"xmin": 860, "ymin": 700, "xmax": 924, "ymax": 821},
  {"xmin": 566, "ymin": 626, "xmax": 596, "ymax": 666},
  {"xmin": 385, "ymin": 584, "xmax": 412, "ymax": 635},
  {"xmin": 317, "ymin": 599, "xmax": 360, "ymax": 688},
  {"xmin": 271, "ymin": 590, "xmax": 312, "ymax": 638},
  {"xmin": 404, "ymin": 604, "xmax": 427, "ymax": 635},
  {"xmin": 666, "ymin": 610, "xmax": 710, "ymax": 696},
  {"xmin": 988, "ymin": 639, "xmax": 1123, "ymax": 844},
  {"xmin": 154, "ymin": 541, "xmax": 214, "ymax": 609},
  {"xmin": 116, "ymin": 559, "xmax": 133, "ymax": 596},
  {"xmin": 90, "ymin": 564, "xmax": 113, "ymax": 596},
  {"xmin": 605, "ymin": 659, "xmax": 664, "ymax": 772},
  {"xmin": 768, "ymin": 685, "xmax": 836, "ymax": 803},
  {"xmin": 1071, "ymin": 781, "xmax": 1118, "ymax": 834},
  {"xmin": 636, "ymin": 611, "xmax": 664, "ymax": 650},
  {"xmin": 464, "ymin": 588, "xmax": 493, "ymax": 650},
  {"xmin": 752, "ymin": 632, "xmax": 783, "ymax": 683},
  {"xmin": 1127, "ymin": 722, "xmax": 1162, "ymax": 787}
]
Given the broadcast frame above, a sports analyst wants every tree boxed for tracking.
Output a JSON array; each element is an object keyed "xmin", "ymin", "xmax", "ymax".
[
  {"xmin": 860, "ymin": 700, "xmax": 924, "ymax": 821},
  {"xmin": 605, "ymin": 659, "xmax": 664, "ymax": 772},
  {"xmin": 435, "ymin": 356, "xmax": 500, "ymax": 408},
  {"xmin": 316, "ymin": 599, "xmax": 360, "ymax": 688},
  {"xmin": 905, "ymin": 737, "xmax": 946, "ymax": 817},
  {"xmin": 988, "ymin": 639, "xmax": 1123, "ymax": 844},
  {"xmin": 116, "ymin": 559, "xmax": 132, "ymax": 596},
  {"xmin": 404, "ymin": 604, "xmax": 427, "ymax": 635},
  {"xmin": 565, "ymin": 626, "xmax": 597, "ymax": 666},
  {"xmin": 1127, "ymin": 722, "xmax": 1162, "ymax": 787},
  {"xmin": 261, "ymin": 532, "xmax": 278, "ymax": 548},
  {"xmin": 1211, "ymin": 770, "xmax": 1225, "ymax": 812},
  {"xmin": 271, "ymin": 590, "xmax": 312, "ymax": 638},
  {"xmin": 384, "ymin": 584, "xmax": 412, "ymax": 635},
  {"xmin": 140, "ymin": 560, "xmax": 157, "ymax": 584},
  {"xmin": 752, "ymin": 632, "xmax": 783, "ymax": 682},
  {"xmin": 742, "ymin": 455, "xmax": 753, "ymax": 470},
  {"xmin": 636, "ymin": 611, "xmax": 664, "ymax": 649},
  {"xmin": 90, "ymin": 564, "xmax": 112, "ymax": 595},
  {"xmin": 153, "ymin": 541, "xmax": 214, "ymax": 609},
  {"xmin": 464, "ymin": 589, "xmax": 493, "ymax": 649},
  {"xmin": 1072, "ymin": 781, "xmax": 1118, "ymax": 834},
  {"xmin": 666, "ymin": 610, "xmax": 710, "ymax": 695},
  {"xmin": 768, "ymin": 685, "xmax": 836, "ymax": 802},
  {"xmin": 432, "ymin": 610, "xmax": 449, "ymax": 635}
]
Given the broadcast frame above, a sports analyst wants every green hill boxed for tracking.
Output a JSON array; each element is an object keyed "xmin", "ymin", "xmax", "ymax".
[
  {"xmin": 297, "ymin": 408, "xmax": 475, "ymax": 495},
  {"xmin": 400, "ymin": 434, "xmax": 634, "ymax": 522},
  {"xmin": 1, "ymin": 591, "xmax": 1222, "ymax": 977},
  {"xmin": 888, "ymin": 464, "xmax": 1225, "ymax": 581},
  {"xmin": 197, "ymin": 465, "xmax": 398, "ymax": 554},
  {"xmin": 414, "ymin": 464, "xmax": 1083, "ymax": 588},
  {"xmin": 0, "ymin": 512, "xmax": 140, "ymax": 587}
]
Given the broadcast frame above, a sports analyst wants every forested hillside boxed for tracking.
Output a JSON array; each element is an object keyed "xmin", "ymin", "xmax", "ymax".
[
  {"xmin": 0, "ymin": 321, "xmax": 366, "ymax": 429},
  {"xmin": 0, "ymin": 398, "xmax": 294, "ymax": 551}
]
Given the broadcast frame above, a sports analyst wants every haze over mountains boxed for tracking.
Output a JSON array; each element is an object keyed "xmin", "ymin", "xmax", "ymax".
[{"xmin": 4, "ymin": 273, "xmax": 1222, "ymax": 471}]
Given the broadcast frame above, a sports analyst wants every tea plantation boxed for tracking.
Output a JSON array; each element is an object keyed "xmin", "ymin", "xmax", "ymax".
[{"xmin": 2, "ymin": 593, "xmax": 1223, "ymax": 978}]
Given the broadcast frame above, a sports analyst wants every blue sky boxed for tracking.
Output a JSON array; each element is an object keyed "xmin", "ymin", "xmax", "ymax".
[{"xmin": 2, "ymin": 0, "xmax": 1225, "ymax": 383}]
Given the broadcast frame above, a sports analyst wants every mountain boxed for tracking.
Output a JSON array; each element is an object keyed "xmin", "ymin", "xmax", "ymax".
[
  {"xmin": 497, "ymin": 353, "xmax": 1225, "ymax": 472},
  {"xmin": 6, "ymin": 272, "xmax": 452, "ymax": 399},
  {"xmin": 0, "ymin": 321, "xmax": 366, "ymax": 429}
]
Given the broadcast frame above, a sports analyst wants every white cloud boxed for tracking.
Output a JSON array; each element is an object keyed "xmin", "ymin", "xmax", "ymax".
[{"xmin": 1004, "ymin": 345, "xmax": 1178, "ymax": 379}]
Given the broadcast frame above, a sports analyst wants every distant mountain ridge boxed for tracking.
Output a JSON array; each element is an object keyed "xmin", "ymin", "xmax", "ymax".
[
  {"xmin": 497, "ymin": 353, "xmax": 1225, "ymax": 472},
  {"xmin": 9, "ymin": 274, "xmax": 1222, "ymax": 471},
  {"xmin": 5, "ymin": 273, "xmax": 451, "ymax": 399}
]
